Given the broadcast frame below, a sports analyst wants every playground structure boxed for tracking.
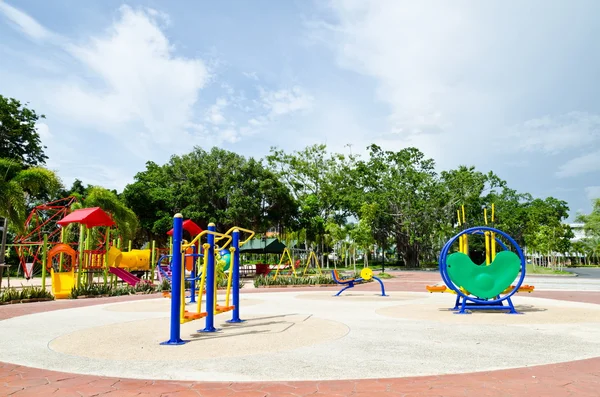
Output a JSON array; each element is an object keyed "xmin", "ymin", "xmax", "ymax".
[
  {"xmin": 270, "ymin": 248, "xmax": 322, "ymax": 280},
  {"xmin": 429, "ymin": 204, "xmax": 533, "ymax": 314},
  {"xmin": 13, "ymin": 197, "xmax": 78, "ymax": 279},
  {"xmin": 157, "ymin": 220, "xmax": 204, "ymax": 283},
  {"xmin": 162, "ymin": 214, "xmax": 255, "ymax": 344},
  {"xmin": 12, "ymin": 202, "xmax": 165, "ymax": 297},
  {"xmin": 331, "ymin": 267, "xmax": 387, "ymax": 296}
]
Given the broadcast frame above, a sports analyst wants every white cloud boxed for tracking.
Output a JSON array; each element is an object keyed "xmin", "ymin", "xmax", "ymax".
[
  {"xmin": 310, "ymin": 1, "xmax": 600, "ymax": 176},
  {"xmin": 205, "ymin": 98, "xmax": 228, "ymax": 125},
  {"xmin": 510, "ymin": 112, "xmax": 600, "ymax": 154},
  {"xmin": 248, "ymin": 117, "xmax": 267, "ymax": 127},
  {"xmin": 0, "ymin": 0, "xmax": 53, "ymax": 41},
  {"xmin": 321, "ymin": 1, "xmax": 477, "ymax": 137},
  {"xmin": 585, "ymin": 186, "xmax": 600, "ymax": 201},
  {"xmin": 35, "ymin": 122, "xmax": 51, "ymax": 140},
  {"xmin": 243, "ymin": 71, "xmax": 259, "ymax": 80},
  {"xmin": 556, "ymin": 150, "xmax": 600, "ymax": 178},
  {"xmin": 47, "ymin": 5, "xmax": 209, "ymax": 149},
  {"xmin": 259, "ymin": 86, "xmax": 313, "ymax": 117},
  {"xmin": 62, "ymin": 163, "xmax": 134, "ymax": 191}
]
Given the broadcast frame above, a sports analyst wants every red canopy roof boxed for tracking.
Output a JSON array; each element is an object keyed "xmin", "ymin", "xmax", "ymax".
[
  {"xmin": 57, "ymin": 207, "xmax": 115, "ymax": 228},
  {"xmin": 167, "ymin": 219, "xmax": 203, "ymax": 236}
]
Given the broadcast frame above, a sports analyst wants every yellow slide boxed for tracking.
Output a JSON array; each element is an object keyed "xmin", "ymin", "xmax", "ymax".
[
  {"xmin": 107, "ymin": 246, "xmax": 151, "ymax": 271},
  {"xmin": 51, "ymin": 268, "xmax": 75, "ymax": 299}
]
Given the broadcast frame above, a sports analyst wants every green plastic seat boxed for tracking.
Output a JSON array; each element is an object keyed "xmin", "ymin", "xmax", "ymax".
[{"xmin": 446, "ymin": 251, "xmax": 521, "ymax": 299}]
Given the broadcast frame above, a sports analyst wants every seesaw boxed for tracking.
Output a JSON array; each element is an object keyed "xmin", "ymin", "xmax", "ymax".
[
  {"xmin": 331, "ymin": 268, "xmax": 388, "ymax": 296},
  {"xmin": 425, "ymin": 284, "xmax": 535, "ymax": 294}
]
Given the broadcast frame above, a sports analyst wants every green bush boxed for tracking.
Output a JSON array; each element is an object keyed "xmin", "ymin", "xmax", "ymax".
[
  {"xmin": 159, "ymin": 278, "xmax": 171, "ymax": 292},
  {"xmin": 253, "ymin": 274, "xmax": 335, "ymax": 287},
  {"xmin": 69, "ymin": 282, "xmax": 158, "ymax": 299},
  {"xmin": 0, "ymin": 286, "xmax": 54, "ymax": 303}
]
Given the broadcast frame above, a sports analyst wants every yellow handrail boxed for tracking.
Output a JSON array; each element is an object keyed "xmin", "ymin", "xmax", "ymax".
[
  {"xmin": 182, "ymin": 229, "xmax": 232, "ymax": 251},
  {"xmin": 225, "ymin": 246, "xmax": 235, "ymax": 307},
  {"xmin": 214, "ymin": 226, "xmax": 256, "ymax": 248}
]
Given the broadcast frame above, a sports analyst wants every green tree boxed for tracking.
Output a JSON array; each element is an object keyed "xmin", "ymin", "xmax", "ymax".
[
  {"xmin": 0, "ymin": 95, "xmax": 48, "ymax": 166},
  {"xmin": 124, "ymin": 147, "xmax": 297, "ymax": 242},
  {"xmin": 577, "ymin": 198, "xmax": 600, "ymax": 237},
  {"xmin": 69, "ymin": 179, "xmax": 88, "ymax": 198},
  {"xmin": 352, "ymin": 145, "xmax": 443, "ymax": 266},
  {"xmin": 267, "ymin": 144, "xmax": 356, "ymax": 249},
  {"xmin": 75, "ymin": 187, "xmax": 139, "ymax": 242},
  {"xmin": 576, "ymin": 198, "xmax": 600, "ymax": 264},
  {"xmin": 0, "ymin": 158, "xmax": 61, "ymax": 230},
  {"xmin": 122, "ymin": 161, "xmax": 174, "ymax": 242}
]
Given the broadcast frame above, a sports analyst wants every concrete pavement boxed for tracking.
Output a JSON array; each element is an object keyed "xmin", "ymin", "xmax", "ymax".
[{"xmin": 1, "ymin": 290, "xmax": 600, "ymax": 382}]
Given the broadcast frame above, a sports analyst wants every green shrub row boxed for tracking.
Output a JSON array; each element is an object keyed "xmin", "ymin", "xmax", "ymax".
[
  {"xmin": 69, "ymin": 282, "xmax": 158, "ymax": 299},
  {"xmin": 0, "ymin": 286, "xmax": 54, "ymax": 303},
  {"xmin": 254, "ymin": 274, "xmax": 336, "ymax": 287}
]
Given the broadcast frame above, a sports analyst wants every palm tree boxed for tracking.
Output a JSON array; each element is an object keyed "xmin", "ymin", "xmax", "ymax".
[
  {"xmin": 69, "ymin": 186, "xmax": 139, "ymax": 244},
  {"xmin": 0, "ymin": 158, "xmax": 61, "ymax": 266}
]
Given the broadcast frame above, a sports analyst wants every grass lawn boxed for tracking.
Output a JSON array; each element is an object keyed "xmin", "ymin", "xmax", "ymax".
[{"xmin": 526, "ymin": 263, "xmax": 572, "ymax": 275}]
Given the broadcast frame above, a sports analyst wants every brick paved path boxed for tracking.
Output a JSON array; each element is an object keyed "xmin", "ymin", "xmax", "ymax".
[{"xmin": 1, "ymin": 272, "xmax": 599, "ymax": 396}]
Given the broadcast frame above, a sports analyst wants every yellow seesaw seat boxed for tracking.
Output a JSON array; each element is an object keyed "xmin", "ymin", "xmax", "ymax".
[{"xmin": 425, "ymin": 284, "xmax": 534, "ymax": 294}]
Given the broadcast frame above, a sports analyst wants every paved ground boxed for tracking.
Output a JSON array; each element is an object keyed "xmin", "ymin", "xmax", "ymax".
[
  {"xmin": 568, "ymin": 267, "xmax": 600, "ymax": 279},
  {"xmin": 4, "ymin": 291, "xmax": 600, "ymax": 382},
  {"xmin": 1, "ymin": 271, "xmax": 600, "ymax": 396}
]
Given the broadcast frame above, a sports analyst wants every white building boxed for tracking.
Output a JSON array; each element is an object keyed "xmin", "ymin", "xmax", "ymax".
[{"xmin": 568, "ymin": 223, "xmax": 586, "ymax": 242}]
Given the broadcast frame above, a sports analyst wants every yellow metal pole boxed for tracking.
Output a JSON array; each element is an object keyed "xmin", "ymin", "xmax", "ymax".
[
  {"xmin": 457, "ymin": 209, "xmax": 463, "ymax": 253},
  {"xmin": 196, "ymin": 243, "xmax": 209, "ymax": 314},
  {"xmin": 485, "ymin": 232, "xmax": 491, "ymax": 265},
  {"xmin": 180, "ymin": 251, "xmax": 185, "ymax": 323},
  {"xmin": 225, "ymin": 247, "xmax": 235, "ymax": 307},
  {"xmin": 214, "ymin": 265, "xmax": 218, "ymax": 313},
  {"xmin": 484, "ymin": 207, "xmax": 490, "ymax": 264},
  {"xmin": 461, "ymin": 205, "xmax": 468, "ymax": 254}
]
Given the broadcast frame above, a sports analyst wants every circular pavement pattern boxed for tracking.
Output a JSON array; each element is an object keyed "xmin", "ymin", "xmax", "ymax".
[
  {"xmin": 102, "ymin": 296, "xmax": 264, "ymax": 312},
  {"xmin": 49, "ymin": 313, "xmax": 349, "ymax": 360},
  {"xmin": 0, "ymin": 291, "xmax": 599, "ymax": 382}
]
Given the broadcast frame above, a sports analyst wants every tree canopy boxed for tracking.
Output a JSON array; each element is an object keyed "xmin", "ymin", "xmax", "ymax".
[
  {"xmin": 0, "ymin": 95, "xmax": 48, "ymax": 166},
  {"xmin": 1, "ymin": 93, "xmax": 590, "ymax": 267},
  {"xmin": 123, "ymin": 147, "xmax": 297, "ymax": 243}
]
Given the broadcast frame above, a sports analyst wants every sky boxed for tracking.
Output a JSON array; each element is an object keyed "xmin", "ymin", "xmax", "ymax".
[{"xmin": 0, "ymin": 0, "xmax": 599, "ymax": 220}]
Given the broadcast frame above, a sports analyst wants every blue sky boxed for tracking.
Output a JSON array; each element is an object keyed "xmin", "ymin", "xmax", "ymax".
[{"xmin": 1, "ymin": 0, "xmax": 599, "ymax": 220}]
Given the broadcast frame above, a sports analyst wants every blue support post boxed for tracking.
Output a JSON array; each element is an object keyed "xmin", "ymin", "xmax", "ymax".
[
  {"xmin": 189, "ymin": 244, "xmax": 197, "ymax": 304},
  {"xmin": 200, "ymin": 223, "xmax": 217, "ymax": 332},
  {"xmin": 227, "ymin": 229, "xmax": 243, "ymax": 323},
  {"xmin": 160, "ymin": 214, "xmax": 186, "ymax": 345},
  {"xmin": 372, "ymin": 276, "xmax": 388, "ymax": 296}
]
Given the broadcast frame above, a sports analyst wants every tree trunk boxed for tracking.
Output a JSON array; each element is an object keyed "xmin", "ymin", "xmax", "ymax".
[{"xmin": 0, "ymin": 218, "xmax": 7, "ymax": 266}]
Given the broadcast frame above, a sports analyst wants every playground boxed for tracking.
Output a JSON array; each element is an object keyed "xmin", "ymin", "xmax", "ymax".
[{"xmin": 1, "ymin": 211, "xmax": 600, "ymax": 396}]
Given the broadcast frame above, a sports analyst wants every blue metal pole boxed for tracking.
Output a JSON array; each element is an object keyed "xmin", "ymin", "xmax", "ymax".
[
  {"xmin": 189, "ymin": 244, "xmax": 197, "ymax": 304},
  {"xmin": 160, "ymin": 213, "xmax": 186, "ymax": 345},
  {"xmin": 201, "ymin": 223, "xmax": 217, "ymax": 332},
  {"xmin": 227, "ymin": 229, "xmax": 243, "ymax": 323}
]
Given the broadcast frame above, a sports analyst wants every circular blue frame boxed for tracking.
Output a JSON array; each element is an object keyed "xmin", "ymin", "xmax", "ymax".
[{"xmin": 439, "ymin": 226, "xmax": 526, "ymax": 305}]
